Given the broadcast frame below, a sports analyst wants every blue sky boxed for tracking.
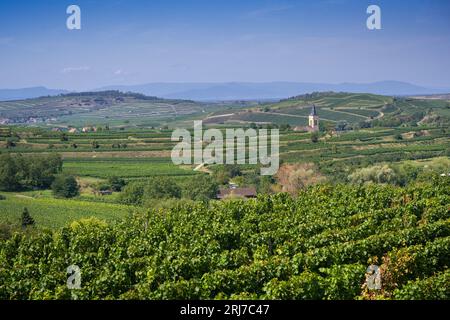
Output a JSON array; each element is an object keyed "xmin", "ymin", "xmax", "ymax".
[{"xmin": 0, "ymin": 0, "xmax": 449, "ymax": 90}]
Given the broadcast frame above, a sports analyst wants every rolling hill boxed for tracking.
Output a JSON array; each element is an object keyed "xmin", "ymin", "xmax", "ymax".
[
  {"xmin": 1, "ymin": 91, "xmax": 448, "ymax": 129},
  {"xmin": 203, "ymin": 92, "xmax": 450, "ymax": 127},
  {"xmin": 0, "ymin": 91, "xmax": 256, "ymax": 128}
]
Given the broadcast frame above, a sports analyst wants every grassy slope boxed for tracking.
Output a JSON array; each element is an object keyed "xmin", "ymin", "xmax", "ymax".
[
  {"xmin": 204, "ymin": 93, "xmax": 450, "ymax": 126},
  {"xmin": 0, "ymin": 192, "xmax": 136, "ymax": 229}
]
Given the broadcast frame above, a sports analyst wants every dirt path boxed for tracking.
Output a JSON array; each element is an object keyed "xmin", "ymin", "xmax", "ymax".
[{"xmin": 14, "ymin": 194, "xmax": 34, "ymax": 199}]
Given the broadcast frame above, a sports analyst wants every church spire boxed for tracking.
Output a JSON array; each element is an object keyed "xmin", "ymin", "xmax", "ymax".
[{"xmin": 310, "ymin": 104, "xmax": 317, "ymax": 116}]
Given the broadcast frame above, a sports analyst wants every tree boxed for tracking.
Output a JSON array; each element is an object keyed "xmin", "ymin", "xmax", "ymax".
[
  {"xmin": 276, "ymin": 163, "xmax": 326, "ymax": 195},
  {"xmin": 144, "ymin": 177, "xmax": 181, "ymax": 200},
  {"xmin": 213, "ymin": 165, "xmax": 242, "ymax": 185},
  {"xmin": 21, "ymin": 208, "xmax": 35, "ymax": 228},
  {"xmin": 183, "ymin": 175, "xmax": 219, "ymax": 201},
  {"xmin": 51, "ymin": 175, "xmax": 80, "ymax": 198},
  {"xmin": 26, "ymin": 154, "xmax": 63, "ymax": 188},
  {"xmin": 91, "ymin": 140, "xmax": 100, "ymax": 149},
  {"xmin": 311, "ymin": 132, "xmax": 319, "ymax": 143},
  {"xmin": 60, "ymin": 133, "xmax": 69, "ymax": 142},
  {"xmin": 0, "ymin": 154, "xmax": 22, "ymax": 191},
  {"xmin": 348, "ymin": 165, "xmax": 398, "ymax": 185},
  {"xmin": 119, "ymin": 181, "xmax": 146, "ymax": 205},
  {"xmin": 5, "ymin": 138, "xmax": 16, "ymax": 148},
  {"xmin": 108, "ymin": 176, "xmax": 126, "ymax": 192}
]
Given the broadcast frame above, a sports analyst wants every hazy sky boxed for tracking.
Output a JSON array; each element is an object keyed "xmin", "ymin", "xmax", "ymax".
[{"xmin": 0, "ymin": 0, "xmax": 449, "ymax": 90}]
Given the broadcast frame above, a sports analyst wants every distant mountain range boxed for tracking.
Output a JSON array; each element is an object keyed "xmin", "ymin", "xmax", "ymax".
[
  {"xmin": 99, "ymin": 81, "xmax": 449, "ymax": 101},
  {"xmin": 0, "ymin": 87, "xmax": 68, "ymax": 101},
  {"xmin": 1, "ymin": 81, "xmax": 449, "ymax": 101}
]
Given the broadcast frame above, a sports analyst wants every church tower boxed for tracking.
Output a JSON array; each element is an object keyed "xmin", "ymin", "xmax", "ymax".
[{"xmin": 308, "ymin": 105, "xmax": 319, "ymax": 131}]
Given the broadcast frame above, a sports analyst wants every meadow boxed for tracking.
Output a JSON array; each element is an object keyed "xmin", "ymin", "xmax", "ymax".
[
  {"xmin": 0, "ymin": 192, "xmax": 136, "ymax": 229},
  {"xmin": 63, "ymin": 158, "xmax": 197, "ymax": 178}
]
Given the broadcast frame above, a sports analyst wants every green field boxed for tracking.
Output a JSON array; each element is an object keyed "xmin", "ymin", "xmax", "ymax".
[
  {"xmin": 63, "ymin": 159, "xmax": 197, "ymax": 178},
  {"xmin": 0, "ymin": 193, "xmax": 136, "ymax": 229}
]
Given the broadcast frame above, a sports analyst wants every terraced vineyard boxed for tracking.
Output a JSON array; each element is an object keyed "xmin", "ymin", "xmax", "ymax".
[
  {"xmin": 204, "ymin": 92, "xmax": 450, "ymax": 127},
  {"xmin": 63, "ymin": 158, "xmax": 197, "ymax": 178},
  {"xmin": 0, "ymin": 91, "xmax": 255, "ymax": 128},
  {"xmin": 0, "ymin": 90, "xmax": 449, "ymax": 301}
]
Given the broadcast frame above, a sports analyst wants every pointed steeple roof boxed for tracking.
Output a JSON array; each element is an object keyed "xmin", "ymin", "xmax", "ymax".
[{"xmin": 310, "ymin": 104, "xmax": 317, "ymax": 116}]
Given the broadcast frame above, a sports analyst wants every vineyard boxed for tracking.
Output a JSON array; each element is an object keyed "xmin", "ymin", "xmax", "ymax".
[{"xmin": 1, "ymin": 178, "xmax": 448, "ymax": 300}]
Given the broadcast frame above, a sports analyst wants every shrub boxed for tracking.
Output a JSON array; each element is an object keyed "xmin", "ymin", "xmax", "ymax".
[
  {"xmin": 183, "ymin": 175, "xmax": 219, "ymax": 201},
  {"xmin": 108, "ymin": 176, "xmax": 126, "ymax": 192},
  {"xmin": 144, "ymin": 177, "xmax": 181, "ymax": 200},
  {"xmin": 119, "ymin": 181, "xmax": 146, "ymax": 205},
  {"xmin": 51, "ymin": 174, "xmax": 80, "ymax": 198},
  {"xmin": 348, "ymin": 165, "xmax": 398, "ymax": 185},
  {"xmin": 21, "ymin": 208, "xmax": 35, "ymax": 228}
]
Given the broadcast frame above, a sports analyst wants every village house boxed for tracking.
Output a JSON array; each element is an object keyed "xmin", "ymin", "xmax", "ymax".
[
  {"xmin": 82, "ymin": 126, "xmax": 97, "ymax": 133},
  {"xmin": 217, "ymin": 187, "xmax": 257, "ymax": 200}
]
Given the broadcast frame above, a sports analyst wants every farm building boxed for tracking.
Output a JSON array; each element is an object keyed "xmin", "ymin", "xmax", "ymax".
[{"xmin": 217, "ymin": 187, "xmax": 257, "ymax": 199}]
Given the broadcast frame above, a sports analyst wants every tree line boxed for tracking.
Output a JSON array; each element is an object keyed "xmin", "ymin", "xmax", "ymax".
[{"xmin": 0, "ymin": 153, "xmax": 63, "ymax": 191}]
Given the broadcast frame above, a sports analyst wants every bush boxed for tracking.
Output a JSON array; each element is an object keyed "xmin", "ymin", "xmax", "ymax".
[
  {"xmin": 144, "ymin": 177, "xmax": 181, "ymax": 200},
  {"xmin": 0, "ymin": 153, "xmax": 62, "ymax": 191},
  {"xmin": 21, "ymin": 208, "xmax": 35, "ymax": 228},
  {"xmin": 108, "ymin": 176, "xmax": 126, "ymax": 192},
  {"xmin": 0, "ymin": 222, "xmax": 14, "ymax": 240},
  {"xmin": 183, "ymin": 175, "xmax": 219, "ymax": 201},
  {"xmin": 0, "ymin": 154, "xmax": 22, "ymax": 191},
  {"xmin": 348, "ymin": 165, "xmax": 398, "ymax": 185},
  {"xmin": 119, "ymin": 181, "xmax": 146, "ymax": 205},
  {"xmin": 51, "ymin": 175, "xmax": 80, "ymax": 198},
  {"xmin": 311, "ymin": 132, "xmax": 319, "ymax": 143}
]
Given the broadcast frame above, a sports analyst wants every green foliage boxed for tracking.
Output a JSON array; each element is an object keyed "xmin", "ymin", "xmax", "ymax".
[
  {"xmin": 212, "ymin": 165, "xmax": 242, "ymax": 185},
  {"xmin": 26, "ymin": 153, "xmax": 63, "ymax": 188},
  {"xmin": 144, "ymin": 177, "xmax": 181, "ymax": 200},
  {"xmin": 393, "ymin": 270, "xmax": 450, "ymax": 300},
  {"xmin": 348, "ymin": 165, "xmax": 398, "ymax": 185},
  {"xmin": 0, "ymin": 179, "xmax": 448, "ymax": 300},
  {"xmin": 60, "ymin": 133, "xmax": 68, "ymax": 142},
  {"xmin": 0, "ymin": 193, "xmax": 134, "ymax": 229},
  {"xmin": 21, "ymin": 208, "xmax": 35, "ymax": 228},
  {"xmin": 0, "ymin": 222, "xmax": 14, "ymax": 240},
  {"xmin": 0, "ymin": 154, "xmax": 21, "ymax": 191},
  {"xmin": 182, "ymin": 175, "xmax": 219, "ymax": 201},
  {"xmin": 51, "ymin": 175, "xmax": 80, "ymax": 198},
  {"xmin": 108, "ymin": 176, "xmax": 126, "ymax": 192},
  {"xmin": 0, "ymin": 153, "xmax": 62, "ymax": 191},
  {"xmin": 119, "ymin": 181, "xmax": 146, "ymax": 205}
]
